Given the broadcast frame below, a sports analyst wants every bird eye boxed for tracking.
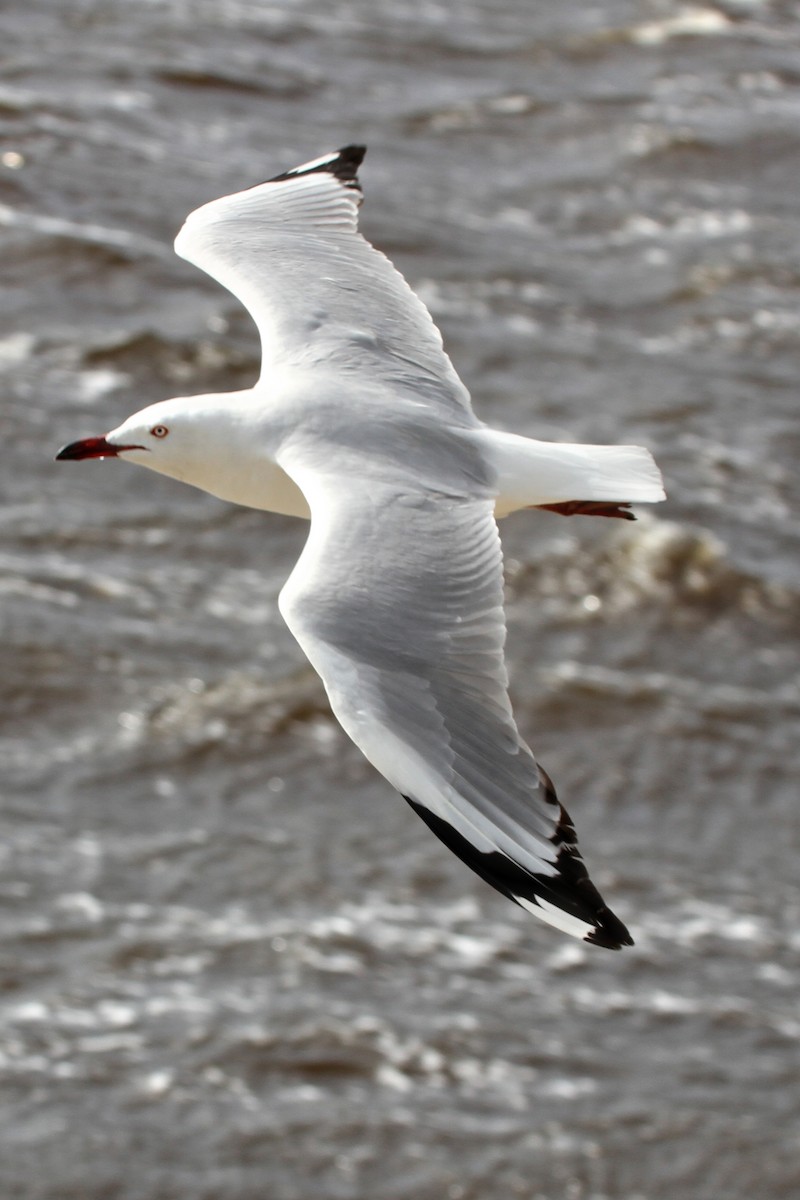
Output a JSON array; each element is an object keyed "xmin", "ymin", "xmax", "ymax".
[{"xmin": 150, "ymin": 425, "xmax": 169, "ymax": 439}]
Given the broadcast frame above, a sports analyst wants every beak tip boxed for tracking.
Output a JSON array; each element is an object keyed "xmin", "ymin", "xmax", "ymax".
[
  {"xmin": 55, "ymin": 435, "xmax": 145, "ymax": 461},
  {"xmin": 55, "ymin": 435, "xmax": 117, "ymax": 461}
]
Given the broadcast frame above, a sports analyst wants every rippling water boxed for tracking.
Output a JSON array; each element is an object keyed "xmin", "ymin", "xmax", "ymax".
[{"xmin": 3, "ymin": 2, "xmax": 800, "ymax": 1197}]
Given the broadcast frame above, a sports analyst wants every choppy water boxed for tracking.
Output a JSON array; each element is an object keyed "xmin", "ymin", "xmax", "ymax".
[{"xmin": 3, "ymin": 2, "xmax": 800, "ymax": 1197}]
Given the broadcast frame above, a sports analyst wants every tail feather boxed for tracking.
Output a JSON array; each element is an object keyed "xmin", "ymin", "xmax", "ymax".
[{"xmin": 484, "ymin": 429, "xmax": 666, "ymax": 518}]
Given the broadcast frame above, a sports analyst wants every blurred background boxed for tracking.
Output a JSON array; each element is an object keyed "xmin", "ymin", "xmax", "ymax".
[{"xmin": 2, "ymin": 1, "xmax": 799, "ymax": 1197}]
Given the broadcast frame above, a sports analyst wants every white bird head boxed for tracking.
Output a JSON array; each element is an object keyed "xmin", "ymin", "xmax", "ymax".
[
  {"xmin": 55, "ymin": 392, "xmax": 306, "ymax": 515},
  {"xmin": 59, "ymin": 397, "xmax": 191, "ymax": 468},
  {"xmin": 56, "ymin": 394, "xmax": 257, "ymax": 484}
]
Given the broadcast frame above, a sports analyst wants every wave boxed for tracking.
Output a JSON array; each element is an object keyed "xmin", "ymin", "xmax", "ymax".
[{"xmin": 508, "ymin": 516, "xmax": 799, "ymax": 623}]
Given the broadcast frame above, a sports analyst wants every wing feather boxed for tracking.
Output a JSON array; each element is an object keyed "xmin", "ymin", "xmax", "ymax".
[
  {"xmin": 174, "ymin": 146, "xmax": 473, "ymax": 419},
  {"xmin": 276, "ymin": 467, "xmax": 632, "ymax": 949}
]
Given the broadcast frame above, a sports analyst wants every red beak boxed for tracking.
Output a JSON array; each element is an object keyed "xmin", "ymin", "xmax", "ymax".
[{"xmin": 55, "ymin": 436, "xmax": 144, "ymax": 461}]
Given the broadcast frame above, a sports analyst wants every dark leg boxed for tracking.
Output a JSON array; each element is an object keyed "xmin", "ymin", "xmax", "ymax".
[{"xmin": 535, "ymin": 500, "xmax": 636, "ymax": 520}]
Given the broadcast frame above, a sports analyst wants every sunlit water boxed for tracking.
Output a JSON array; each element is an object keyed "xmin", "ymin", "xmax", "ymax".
[{"xmin": 2, "ymin": 2, "xmax": 800, "ymax": 1197}]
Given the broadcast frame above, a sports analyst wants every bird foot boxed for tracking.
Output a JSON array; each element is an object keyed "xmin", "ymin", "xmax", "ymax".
[{"xmin": 535, "ymin": 500, "xmax": 636, "ymax": 521}]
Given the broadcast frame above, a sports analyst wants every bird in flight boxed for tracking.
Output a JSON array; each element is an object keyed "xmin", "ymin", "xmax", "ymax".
[{"xmin": 58, "ymin": 146, "xmax": 664, "ymax": 948}]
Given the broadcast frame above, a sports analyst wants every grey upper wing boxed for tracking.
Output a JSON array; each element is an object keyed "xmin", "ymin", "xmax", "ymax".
[
  {"xmin": 173, "ymin": 146, "xmax": 473, "ymax": 422},
  {"xmin": 276, "ymin": 466, "xmax": 632, "ymax": 949}
]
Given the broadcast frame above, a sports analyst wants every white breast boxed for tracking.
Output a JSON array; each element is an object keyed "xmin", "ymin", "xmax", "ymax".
[{"xmin": 196, "ymin": 455, "xmax": 310, "ymax": 518}]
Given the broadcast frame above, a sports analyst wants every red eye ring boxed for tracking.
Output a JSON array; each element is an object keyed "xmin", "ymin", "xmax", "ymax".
[{"xmin": 150, "ymin": 425, "xmax": 169, "ymax": 439}]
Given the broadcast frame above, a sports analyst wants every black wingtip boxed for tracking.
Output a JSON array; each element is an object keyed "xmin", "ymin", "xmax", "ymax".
[
  {"xmin": 269, "ymin": 145, "xmax": 366, "ymax": 189},
  {"xmin": 538, "ymin": 765, "xmax": 634, "ymax": 949},
  {"xmin": 584, "ymin": 908, "xmax": 634, "ymax": 950},
  {"xmin": 330, "ymin": 144, "xmax": 367, "ymax": 180},
  {"xmin": 403, "ymin": 770, "xmax": 634, "ymax": 951}
]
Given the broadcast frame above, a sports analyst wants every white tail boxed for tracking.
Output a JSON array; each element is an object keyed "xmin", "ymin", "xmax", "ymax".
[{"xmin": 479, "ymin": 429, "xmax": 666, "ymax": 518}]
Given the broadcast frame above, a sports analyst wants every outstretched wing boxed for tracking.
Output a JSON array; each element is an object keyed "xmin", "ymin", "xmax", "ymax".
[
  {"xmin": 174, "ymin": 146, "xmax": 473, "ymax": 421},
  {"xmin": 276, "ymin": 458, "xmax": 633, "ymax": 949}
]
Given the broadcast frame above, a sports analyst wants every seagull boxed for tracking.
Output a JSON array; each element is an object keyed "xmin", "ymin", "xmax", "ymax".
[{"xmin": 57, "ymin": 145, "xmax": 665, "ymax": 948}]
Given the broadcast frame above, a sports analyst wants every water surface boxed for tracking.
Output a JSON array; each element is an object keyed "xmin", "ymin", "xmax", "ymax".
[{"xmin": 2, "ymin": 2, "xmax": 800, "ymax": 1197}]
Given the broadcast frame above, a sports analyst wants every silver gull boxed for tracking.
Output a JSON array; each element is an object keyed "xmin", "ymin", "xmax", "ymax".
[{"xmin": 57, "ymin": 145, "xmax": 665, "ymax": 947}]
